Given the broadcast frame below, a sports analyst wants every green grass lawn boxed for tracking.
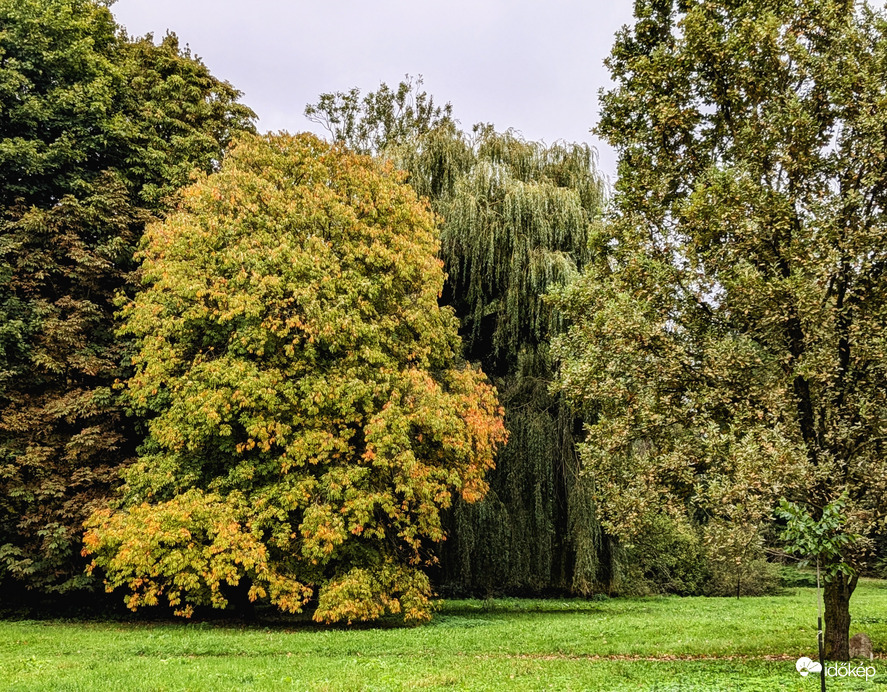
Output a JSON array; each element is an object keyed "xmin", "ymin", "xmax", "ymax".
[{"xmin": 1, "ymin": 579, "xmax": 885, "ymax": 691}]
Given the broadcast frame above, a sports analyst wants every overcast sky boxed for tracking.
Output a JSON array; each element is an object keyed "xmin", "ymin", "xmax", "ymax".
[{"xmin": 111, "ymin": 0, "xmax": 637, "ymax": 181}]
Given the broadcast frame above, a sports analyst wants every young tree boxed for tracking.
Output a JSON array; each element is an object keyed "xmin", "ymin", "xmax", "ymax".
[
  {"xmin": 83, "ymin": 133, "xmax": 506, "ymax": 623},
  {"xmin": 553, "ymin": 0, "xmax": 887, "ymax": 659},
  {"xmin": 0, "ymin": 0, "xmax": 254, "ymax": 597}
]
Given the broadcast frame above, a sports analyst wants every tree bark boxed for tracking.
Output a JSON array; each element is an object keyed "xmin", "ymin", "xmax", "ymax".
[{"xmin": 824, "ymin": 573, "xmax": 857, "ymax": 661}]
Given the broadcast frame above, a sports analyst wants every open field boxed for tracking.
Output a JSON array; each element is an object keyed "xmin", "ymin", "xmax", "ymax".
[{"xmin": 2, "ymin": 579, "xmax": 886, "ymax": 691}]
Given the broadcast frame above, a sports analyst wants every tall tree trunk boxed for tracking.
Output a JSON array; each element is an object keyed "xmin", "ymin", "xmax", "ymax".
[{"xmin": 824, "ymin": 573, "xmax": 857, "ymax": 661}]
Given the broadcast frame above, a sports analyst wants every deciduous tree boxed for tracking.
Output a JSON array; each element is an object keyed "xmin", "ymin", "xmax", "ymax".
[
  {"xmin": 411, "ymin": 127, "xmax": 610, "ymax": 595},
  {"xmin": 553, "ymin": 0, "xmax": 887, "ymax": 659},
  {"xmin": 0, "ymin": 0, "xmax": 254, "ymax": 596},
  {"xmin": 84, "ymin": 133, "xmax": 506, "ymax": 623},
  {"xmin": 305, "ymin": 75, "xmax": 453, "ymax": 157},
  {"xmin": 306, "ymin": 83, "xmax": 611, "ymax": 594}
]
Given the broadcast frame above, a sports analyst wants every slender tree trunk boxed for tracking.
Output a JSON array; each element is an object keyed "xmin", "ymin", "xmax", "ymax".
[{"xmin": 824, "ymin": 573, "xmax": 857, "ymax": 661}]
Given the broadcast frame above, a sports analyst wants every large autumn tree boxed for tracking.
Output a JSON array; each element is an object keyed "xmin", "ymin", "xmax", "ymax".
[
  {"xmin": 84, "ymin": 133, "xmax": 506, "ymax": 623},
  {"xmin": 0, "ymin": 0, "xmax": 254, "ymax": 598},
  {"xmin": 553, "ymin": 0, "xmax": 887, "ymax": 659}
]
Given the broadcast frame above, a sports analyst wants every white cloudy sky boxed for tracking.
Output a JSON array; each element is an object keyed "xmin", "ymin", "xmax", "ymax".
[{"xmin": 111, "ymin": 0, "xmax": 636, "ymax": 180}]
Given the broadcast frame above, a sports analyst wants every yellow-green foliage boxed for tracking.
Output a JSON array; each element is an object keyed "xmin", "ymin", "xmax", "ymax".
[{"xmin": 84, "ymin": 133, "xmax": 506, "ymax": 623}]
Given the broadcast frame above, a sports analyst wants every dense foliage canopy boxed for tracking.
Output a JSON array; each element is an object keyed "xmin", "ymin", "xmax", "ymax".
[
  {"xmin": 6, "ymin": 0, "xmax": 886, "ymax": 639},
  {"xmin": 0, "ymin": 0, "xmax": 255, "ymax": 596},
  {"xmin": 84, "ymin": 133, "xmax": 506, "ymax": 623},
  {"xmin": 552, "ymin": 0, "xmax": 887, "ymax": 658},
  {"xmin": 306, "ymin": 84, "xmax": 611, "ymax": 595},
  {"xmin": 412, "ymin": 127, "xmax": 609, "ymax": 595}
]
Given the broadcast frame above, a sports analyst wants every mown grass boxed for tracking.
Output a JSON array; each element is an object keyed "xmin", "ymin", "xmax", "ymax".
[{"xmin": 1, "ymin": 579, "xmax": 886, "ymax": 691}]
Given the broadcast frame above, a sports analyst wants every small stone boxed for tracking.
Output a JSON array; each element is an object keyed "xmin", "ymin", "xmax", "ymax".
[{"xmin": 849, "ymin": 632, "xmax": 874, "ymax": 660}]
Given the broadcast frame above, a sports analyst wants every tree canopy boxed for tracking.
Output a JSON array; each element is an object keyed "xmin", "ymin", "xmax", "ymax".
[
  {"xmin": 305, "ymin": 75, "xmax": 454, "ymax": 157},
  {"xmin": 0, "ymin": 0, "xmax": 255, "ymax": 596},
  {"xmin": 306, "ymin": 82, "xmax": 611, "ymax": 595},
  {"xmin": 552, "ymin": 0, "xmax": 887, "ymax": 659},
  {"xmin": 417, "ymin": 127, "xmax": 609, "ymax": 595},
  {"xmin": 83, "ymin": 133, "xmax": 506, "ymax": 623}
]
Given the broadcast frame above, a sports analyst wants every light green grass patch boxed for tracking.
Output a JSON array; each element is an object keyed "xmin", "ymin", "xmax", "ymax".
[{"xmin": 1, "ymin": 580, "xmax": 885, "ymax": 691}]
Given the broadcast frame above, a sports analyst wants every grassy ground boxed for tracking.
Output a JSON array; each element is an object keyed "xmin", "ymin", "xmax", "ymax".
[{"xmin": 1, "ymin": 579, "xmax": 886, "ymax": 691}]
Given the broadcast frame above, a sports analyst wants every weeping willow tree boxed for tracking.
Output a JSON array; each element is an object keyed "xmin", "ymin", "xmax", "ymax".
[{"xmin": 305, "ymin": 84, "xmax": 612, "ymax": 595}]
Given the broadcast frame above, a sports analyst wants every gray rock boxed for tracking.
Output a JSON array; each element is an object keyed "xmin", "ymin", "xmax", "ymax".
[{"xmin": 849, "ymin": 632, "xmax": 874, "ymax": 660}]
